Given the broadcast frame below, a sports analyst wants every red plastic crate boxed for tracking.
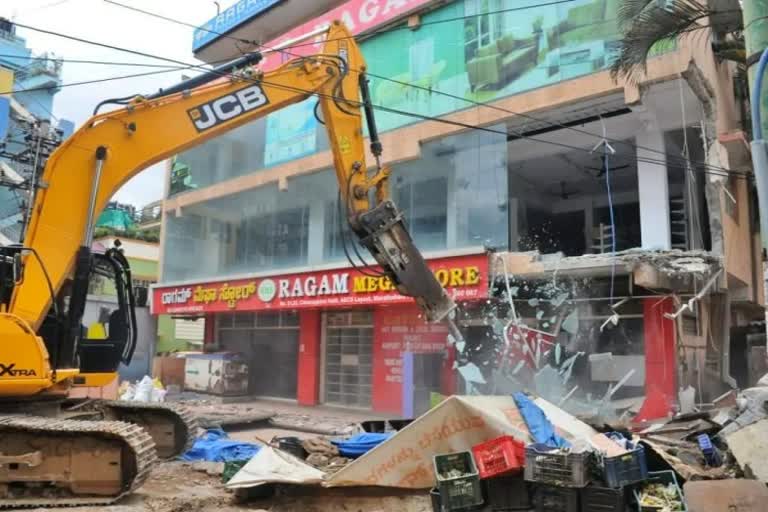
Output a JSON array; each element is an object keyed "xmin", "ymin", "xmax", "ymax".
[{"xmin": 472, "ymin": 436, "xmax": 526, "ymax": 479}]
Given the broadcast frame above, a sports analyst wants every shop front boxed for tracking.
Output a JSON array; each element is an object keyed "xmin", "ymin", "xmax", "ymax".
[{"xmin": 152, "ymin": 250, "xmax": 489, "ymax": 414}]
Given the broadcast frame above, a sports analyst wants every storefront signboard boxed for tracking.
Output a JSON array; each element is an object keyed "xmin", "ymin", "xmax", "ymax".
[
  {"xmin": 257, "ymin": 0, "xmax": 434, "ymax": 73},
  {"xmin": 151, "ymin": 252, "xmax": 488, "ymax": 315}
]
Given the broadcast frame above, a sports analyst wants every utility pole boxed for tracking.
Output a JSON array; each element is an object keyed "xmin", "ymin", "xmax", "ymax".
[{"xmin": 744, "ymin": 0, "xmax": 768, "ymax": 252}]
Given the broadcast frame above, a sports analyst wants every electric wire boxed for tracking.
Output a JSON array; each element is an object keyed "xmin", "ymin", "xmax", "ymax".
[
  {"xmin": 0, "ymin": 53, "xmax": 197, "ymax": 68},
  {"xmin": 102, "ymin": 0, "xmax": 739, "ymax": 178},
  {"xmin": 103, "ymin": 0, "xmax": 578, "ymax": 51},
  {"xmin": 0, "ymin": 65, "xmax": 210, "ymax": 96},
  {"xmin": 10, "ymin": 19, "xmax": 750, "ymax": 184},
  {"xmin": 15, "ymin": 17, "xmax": 746, "ymax": 181}
]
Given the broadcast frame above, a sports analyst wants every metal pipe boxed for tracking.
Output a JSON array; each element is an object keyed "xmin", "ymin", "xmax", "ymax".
[
  {"xmin": 84, "ymin": 146, "xmax": 107, "ymax": 246},
  {"xmin": 146, "ymin": 51, "xmax": 263, "ymax": 100}
]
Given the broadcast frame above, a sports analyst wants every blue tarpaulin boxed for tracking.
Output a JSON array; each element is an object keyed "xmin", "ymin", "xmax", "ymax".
[
  {"xmin": 181, "ymin": 428, "xmax": 260, "ymax": 462},
  {"xmin": 332, "ymin": 432, "xmax": 393, "ymax": 458},
  {"xmin": 513, "ymin": 392, "xmax": 570, "ymax": 449}
]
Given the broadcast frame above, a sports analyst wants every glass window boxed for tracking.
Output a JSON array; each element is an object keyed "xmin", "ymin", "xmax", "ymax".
[
  {"xmin": 169, "ymin": 118, "xmax": 267, "ymax": 196},
  {"xmin": 323, "ymin": 196, "xmax": 367, "ymax": 263},
  {"xmin": 394, "ymin": 174, "xmax": 448, "ymax": 250},
  {"xmin": 390, "ymin": 123, "xmax": 508, "ymax": 252},
  {"xmin": 162, "ymin": 174, "xmax": 319, "ymax": 281}
]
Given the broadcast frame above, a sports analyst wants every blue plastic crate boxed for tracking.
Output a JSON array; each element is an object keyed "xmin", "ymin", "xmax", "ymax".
[
  {"xmin": 602, "ymin": 444, "xmax": 648, "ymax": 488},
  {"xmin": 696, "ymin": 434, "xmax": 722, "ymax": 467}
]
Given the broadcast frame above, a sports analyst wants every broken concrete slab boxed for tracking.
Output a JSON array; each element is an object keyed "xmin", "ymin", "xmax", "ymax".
[
  {"xmin": 725, "ymin": 418, "xmax": 768, "ymax": 482},
  {"xmin": 684, "ymin": 479, "xmax": 768, "ymax": 512},
  {"xmin": 718, "ymin": 387, "xmax": 768, "ymax": 438},
  {"xmin": 198, "ymin": 411, "xmax": 274, "ymax": 429}
]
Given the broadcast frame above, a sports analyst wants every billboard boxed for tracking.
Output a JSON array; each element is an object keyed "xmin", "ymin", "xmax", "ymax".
[
  {"xmin": 365, "ymin": 0, "xmax": 625, "ymax": 133},
  {"xmin": 193, "ymin": 0, "xmax": 285, "ymax": 51}
]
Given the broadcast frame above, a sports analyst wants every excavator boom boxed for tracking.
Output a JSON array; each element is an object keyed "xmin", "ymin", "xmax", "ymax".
[{"xmin": 0, "ymin": 21, "xmax": 456, "ymax": 506}]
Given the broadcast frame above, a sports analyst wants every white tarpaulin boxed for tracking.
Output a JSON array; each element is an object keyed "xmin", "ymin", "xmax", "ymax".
[{"xmin": 227, "ymin": 445, "xmax": 326, "ymax": 489}]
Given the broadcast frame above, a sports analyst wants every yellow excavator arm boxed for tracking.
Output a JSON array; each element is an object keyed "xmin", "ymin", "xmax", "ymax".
[{"xmin": 0, "ymin": 21, "xmax": 457, "ymax": 394}]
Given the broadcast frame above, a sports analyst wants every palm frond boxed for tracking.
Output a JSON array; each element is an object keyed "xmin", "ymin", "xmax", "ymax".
[
  {"xmin": 610, "ymin": 0, "xmax": 722, "ymax": 82},
  {"xmin": 616, "ymin": 0, "xmax": 655, "ymax": 30}
]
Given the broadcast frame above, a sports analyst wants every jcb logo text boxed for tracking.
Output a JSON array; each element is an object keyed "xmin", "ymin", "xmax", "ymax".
[{"xmin": 187, "ymin": 84, "xmax": 269, "ymax": 132}]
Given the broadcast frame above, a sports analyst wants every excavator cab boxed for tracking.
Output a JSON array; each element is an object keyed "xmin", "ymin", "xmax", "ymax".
[
  {"xmin": 0, "ymin": 247, "xmax": 23, "ymax": 308},
  {"xmin": 76, "ymin": 245, "xmax": 137, "ymax": 375}
]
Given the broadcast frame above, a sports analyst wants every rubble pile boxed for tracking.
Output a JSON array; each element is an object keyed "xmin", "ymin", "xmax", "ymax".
[
  {"xmin": 302, "ymin": 438, "xmax": 349, "ymax": 474},
  {"xmin": 220, "ymin": 385, "xmax": 768, "ymax": 512}
]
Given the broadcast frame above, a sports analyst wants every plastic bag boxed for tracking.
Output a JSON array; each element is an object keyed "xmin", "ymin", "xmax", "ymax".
[
  {"xmin": 151, "ymin": 387, "xmax": 167, "ymax": 402},
  {"xmin": 132, "ymin": 375, "xmax": 154, "ymax": 402}
]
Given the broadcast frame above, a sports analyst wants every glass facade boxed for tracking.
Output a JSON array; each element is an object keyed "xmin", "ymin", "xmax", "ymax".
[{"xmin": 162, "ymin": 125, "xmax": 508, "ymax": 282}]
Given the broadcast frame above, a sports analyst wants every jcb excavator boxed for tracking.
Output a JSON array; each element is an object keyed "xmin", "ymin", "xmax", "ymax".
[{"xmin": 0, "ymin": 21, "xmax": 456, "ymax": 506}]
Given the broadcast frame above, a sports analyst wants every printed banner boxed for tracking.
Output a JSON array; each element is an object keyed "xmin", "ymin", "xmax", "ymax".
[{"xmin": 151, "ymin": 252, "xmax": 488, "ymax": 315}]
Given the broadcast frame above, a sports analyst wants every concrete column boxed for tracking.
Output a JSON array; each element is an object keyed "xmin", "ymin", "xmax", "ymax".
[
  {"xmin": 296, "ymin": 310, "xmax": 321, "ymax": 406},
  {"xmin": 636, "ymin": 129, "xmax": 671, "ymax": 250},
  {"xmin": 307, "ymin": 199, "xmax": 326, "ymax": 265},
  {"xmin": 446, "ymin": 165, "xmax": 458, "ymax": 249}
]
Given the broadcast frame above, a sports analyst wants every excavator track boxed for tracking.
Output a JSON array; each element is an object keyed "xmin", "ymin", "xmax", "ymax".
[
  {"xmin": 99, "ymin": 401, "xmax": 197, "ymax": 459},
  {"xmin": 0, "ymin": 415, "xmax": 156, "ymax": 508}
]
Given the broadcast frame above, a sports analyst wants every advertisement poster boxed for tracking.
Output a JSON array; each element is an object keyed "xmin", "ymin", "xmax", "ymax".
[
  {"xmin": 372, "ymin": 304, "xmax": 454, "ymax": 414},
  {"xmin": 365, "ymin": 0, "xmax": 624, "ymax": 132},
  {"xmin": 264, "ymin": 99, "xmax": 318, "ymax": 166}
]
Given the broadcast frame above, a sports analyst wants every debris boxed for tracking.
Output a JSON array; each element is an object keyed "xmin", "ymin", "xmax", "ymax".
[
  {"xmin": 185, "ymin": 461, "xmax": 225, "ymax": 476},
  {"xmin": 306, "ymin": 453, "xmax": 330, "ymax": 467},
  {"xmin": 725, "ymin": 418, "xmax": 768, "ymax": 482},
  {"xmin": 684, "ymin": 479, "xmax": 768, "ymax": 512},
  {"xmin": 678, "ymin": 386, "xmax": 696, "ymax": 414},
  {"xmin": 717, "ymin": 387, "xmax": 768, "ymax": 438},
  {"xmin": 640, "ymin": 437, "xmax": 730, "ymax": 480},
  {"xmin": 181, "ymin": 428, "xmax": 261, "ymax": 463},
  {"xmin": 197, "ymin": 411, "xmax": 274, "ymax": 429},
  {"xmin": 326, "ymin": 395, "xmax": 599, "ymax": 489},
  {"xmin": 302, "ymin": 437, "xmax": 339, "ymax": 457},
  {"xmin": 457, "ymin": 362, "xmax": 486, "ymax": 384}
]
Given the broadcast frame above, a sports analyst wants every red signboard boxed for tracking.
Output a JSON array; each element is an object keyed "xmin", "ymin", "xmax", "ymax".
[
  {"xmin": 151, "ymin": 252, "xmax": 488, "ymax": 315},
  {"xmin": 372, "ymin": 304, "xmax": 455, "ymax": 414},
  {"xmin": 259, "ymin": 0, "xmax": 433, "ymax": 72}
]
